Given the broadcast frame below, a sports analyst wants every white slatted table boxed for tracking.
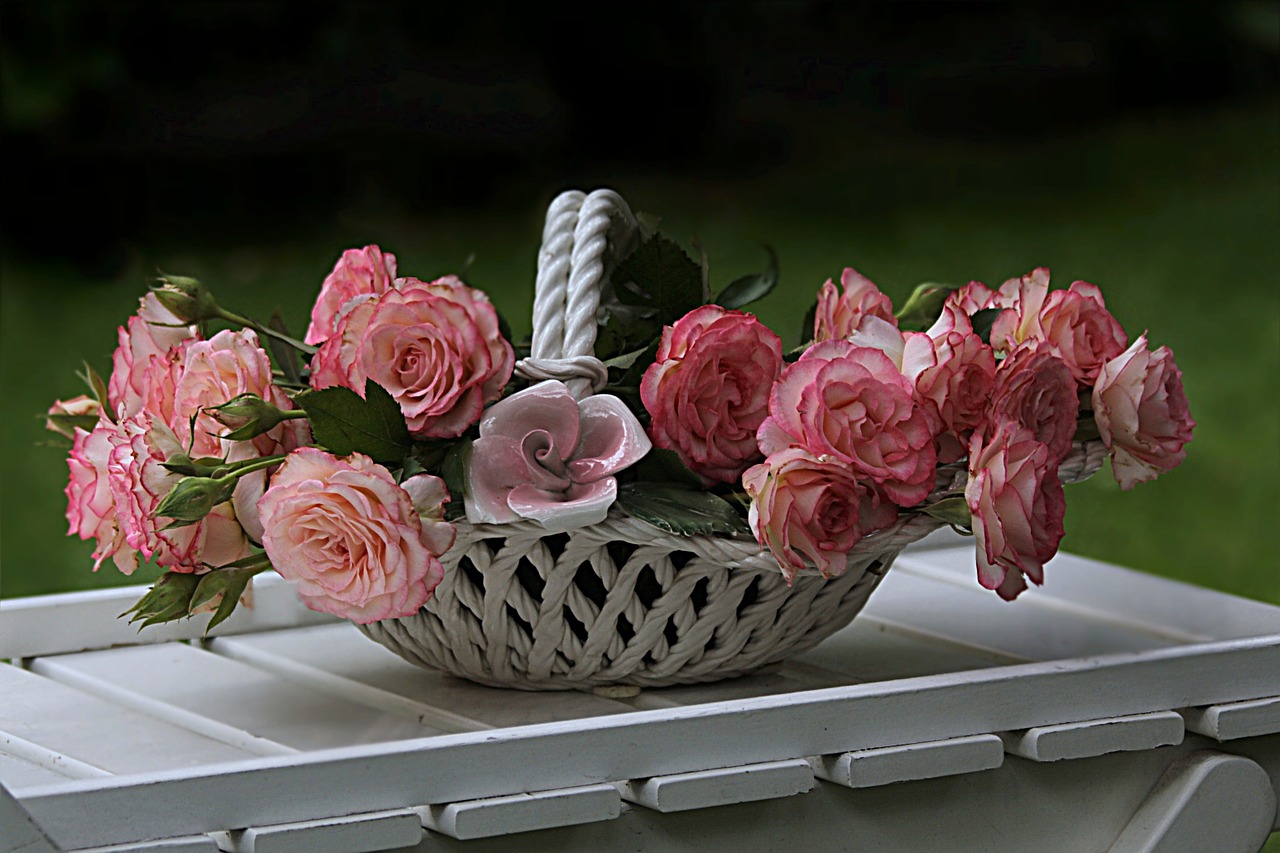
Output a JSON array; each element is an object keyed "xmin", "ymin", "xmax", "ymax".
[{"xmin": 3, "ymin": 532, "xmax": 1278, "ymax": 853}]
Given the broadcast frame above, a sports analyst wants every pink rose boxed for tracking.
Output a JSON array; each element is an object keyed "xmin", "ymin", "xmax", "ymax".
[
  {"xmin": 912, "ymin": 329, "xmax": 997, "ymax": 464},
  {"xmin": 310, "ymin": 276, "xmax": 514, "ymax": 438},
  {"xmin": 159, "ymin": 329, "xmax": 307, "ymax": 459},
  {"xmin": 258, "ymin": 448, "xmax": 453, "ymax": 623},
  {"xmin": 743, "ymin": 447, "xmax": 898, "ymax": 582},
  {"xmin": 986, "ymin": 343, "xmax": 1079, "ymax": 463},
  {"xmin": 1092, "ymin": 334, "xmax": 1195, "ymax": 490},
  {"xmin": 108, "ymin": 414, "xmax": 253, "ymax": 572},
  {"xmin": 66, "ymin": 419, "xmax": 134, "ymax": 573},
  {"xmin": 305, "ymin": 245, "xmax": 399, "ymax": 346},
  {"xmin": 965, "ymin": 420, "xmax": 1066, "ymax": 601},
  {"xmin": 1035, "ymin": 282, "xmax": 1128, "ymax": 385},
  {"xmin": 813, "ymin": 268, "xmax": 897, "ymax": 343},
  {"xmin": 109, "ymin": 292, "xmax": 200, "ymax": 417},
  {"xmin": 467, "ymin": 381, "xmax": 651, "ymax": 530},
  {"xmin": 640, "ymin": 305, "xmax": 783, "ymax": 483},
  {"xmin": 47, "ymin": 395, "xmax": 102, "ymax": 440},
  {"xmin": 758, "ymin": 340, "xmax": 938, "ymax": 506}
]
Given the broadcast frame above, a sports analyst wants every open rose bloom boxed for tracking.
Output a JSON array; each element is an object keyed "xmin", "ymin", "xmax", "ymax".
[{"xmin": 54, "ymin": 230, "xmax": 1194, "ymax": 638}]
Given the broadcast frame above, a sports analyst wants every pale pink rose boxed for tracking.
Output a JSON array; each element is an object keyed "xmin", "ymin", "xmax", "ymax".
[
  {"xmin": 965, "ymin": 420, "xmax": 1066, "ymax": 601},
  {"xmin": 310, "ymin": 276, "xmax": 514, "ymax": 439},
  {"xmin": 813, "ymin": 268, "xmax": 896, "ymax": 343},
  {"xmin": 986, "ymin": 343, "xmax": 1079, "ymax": 463},
  {"xmin": 758, "ymin": 339, "xmax": 938, "ymax": 506},
  {"xmin": 107, "ymin": 414, "xmax": 253, "ymax": 572},
  {"xmin": 1034, "ymin": 282, "xmax": 1128, "ymax": 385},
  {"xmin": 65, "ymin": 419, "xmax": 135, "ymax": 573},
  {"xmin": 258, "ymin": 448, "xmax": 452, "ymax": 623},
  {"xmin": 159, "ymin": 329, "xmax": 307, "ymax": 459},
  {"xmin": 640, "ymin": 305, "xmax": 783, "ymax": 483},
  {"xmin": 988, "ymin": 267, "xmax": 1053, "ymax": 353},
  {"xmin": 1092, "ymin": 334, "xmax": 1195, "ymax": 490},
  {"xmin": 744, "ymin": 447, "xmax": 898, "ymax": 582},
  {"xmin": 305, "ymin": 245, "xmax": 399, "ymax": 346},
  {"xmin": 46, "ymin": 395, "xmax": 102, "ymax": 440},
  {"xmin": 108, "ymin": 292, "xmax": 200, "ymax": 417},
  {"xmin": 467, "ymin": 381, "xmax": 651, "ymax": 530},
  {"xmin": 912, "ymin": 330, "xmax": 998, "ymax": 463}
]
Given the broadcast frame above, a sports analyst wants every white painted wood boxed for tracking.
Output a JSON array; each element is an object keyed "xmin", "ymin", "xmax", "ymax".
[
  {"xmin": 1001, "ymin": 711, "xmax": 1185, "ymax": 762},
  {"xmin": 1, "ymin": 729, "xmax": 112, "ymax": 781},
  {"xmin": 814, "ymin": 734, "xmax": 1005, "ymax": 788},
  {"xmin": 0, "ymin": 573, "xmax": 337, "ymax": 660},
  {"xmin": 32, "ymin": 644, "xmax": 447, "ymax": 750},
  {"xmin": 1, "ymin": 750, "xmax": 84, "ymax": 790},
  {"xmin": 229, "ymin": 809, "xmax": 422, "ymax": 853},
  {"xmin": 417, "ymin": 784, "xmax": 621, "ymax": 840},
  {"xmin": 1180, "ymin": 695, "xmax": 1280, "ymax": 741},
  {"xmin": 620, "ymin": 759, "xmax": 814, "ymax": 812},
  {"xmin": 1108, "ymin": 751, "xmax": 1276, "ymax": 853},
  {"xmin": 0, "ymin": 664, "xmax": 256, "ymax": 777},
  {"xmin": 898, "ymin": 547, "xmax": 1280, "ymax": 642},
  {"xmin": 210, "ymin": 624, "xmax": 633, "ymax": 729},
  {"xmin": 72, "ymin": 836, "xmax": 222, "ymax": 852},
  {"xmin": 2, "ymin": 779, "xmax": 59, "ymax": 853},
  {"xmin": 15, "ymin": 635, "xmax": 1280, "ymax": 850}
]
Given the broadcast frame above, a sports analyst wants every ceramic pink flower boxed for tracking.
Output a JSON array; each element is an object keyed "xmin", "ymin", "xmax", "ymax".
[
  {"xmin": 305, "ymin": 245, "xmax": 399, "ymax": 346},
  {"xmin": 466, "ymin": 381, "xmax": 651, "ymax": 531},
  {"xmin": 160, "ymin": 329, "xmax": 308, "ymax": 459},
  {"xmin": 640, "ymin": 305, "xmax": 782, "ymax": 483},
  {"xmin": 965, "ymin": 420, "xmax": 1066, "ymax": 601},
  {"xmin": 310, "ymin": 276, "xmax": 514, "ymax": 439},
  {"xmin": 258, "ymin": 449, "xmax": 452, "ymax": 623},
  {"xmin": 108, "ymin": 292, "xmax": 200, "ymax": 417},
  {"xmin": 758, "ymin": 339, "xmax": 938, "ymax": 506},
  {"xmin": 107, "ymin": 413, "xmax": 253, "ymax": 572},
  {"xmin": 986, "ymin": 343, "xmax": 1079, "ymax": 463},
  {"xmin": 813, "ymin": 267, "xmax": 897, "ymax": 343},
  {"xmin": 1092, "ymin": 334, "xmax": 1195, "ymax": 490},
  {"xmin": 743, "ymin": 447, "xmax": 898, "ymax": 581},
  {"xmin": 1035, "ymin": 282, "xmax": 1129, "ymax": 385},
  {"xmin": 66, "ymin": 419, "xmax": 134, "ymax": 573}
]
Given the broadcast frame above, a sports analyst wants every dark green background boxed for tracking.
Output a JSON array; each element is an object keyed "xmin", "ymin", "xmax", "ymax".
[{"xmin": 3, "ymin": 2, "xmax": 1277, "ymax": 610}]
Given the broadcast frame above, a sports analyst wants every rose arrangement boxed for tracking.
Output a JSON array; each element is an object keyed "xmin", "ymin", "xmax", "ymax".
[{"xmin": 48, "ymin": 224, "xmax": 1194, "ymax": 633}]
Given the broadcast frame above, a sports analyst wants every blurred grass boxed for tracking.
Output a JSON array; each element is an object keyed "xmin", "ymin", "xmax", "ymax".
[{"xmin": 2, "ymin": 100, "xmax": 1277, "ymax": 605}]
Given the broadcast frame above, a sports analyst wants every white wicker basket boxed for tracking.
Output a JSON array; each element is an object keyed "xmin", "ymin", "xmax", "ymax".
[{"xmin": 356, "ymin": 189, "xmax": 1105, "ymax": 690}]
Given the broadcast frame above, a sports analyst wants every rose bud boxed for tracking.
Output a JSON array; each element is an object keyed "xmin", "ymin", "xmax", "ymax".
[{"xmin": 152, "ymin": 274, "xmax": 224, "ymax": 324}]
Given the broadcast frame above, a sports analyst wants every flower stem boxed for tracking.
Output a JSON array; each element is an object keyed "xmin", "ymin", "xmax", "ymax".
[{"xmin": 218, "ymin": 308, "xmax": 318, "ymax": 356}]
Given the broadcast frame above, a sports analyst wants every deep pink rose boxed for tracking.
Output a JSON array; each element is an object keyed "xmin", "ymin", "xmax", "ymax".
[
  {"xmin": 912, "ymin": 330, "xmax": 998, "ymax": 464},
  {"xmin": 108, "ymin": 292, "xmax": 200, "ymax": 417},
  {"xmin": 640, "ymin": 305, "xmax": 783, "ymax": 483},
  {"xmin": 157, "ymin": 329, "xmax": 308, "ymax": 459},
  {"xmin": 467, "ymin": 381, "xmax": 651, "ymax": 530},
  {"xmin": 258, "ymin": 448, "xmax": 453, "ymax": 623},
  {"xmin": 305, "ymin": 245, "xmax": 399, "ymax": 346},
  {"xmin": 107, "ymin": 414, "xmax": 253, "ymax": 572},
  {"xmin": 1034, "ymin": 282, "xmax": 1128, "ymax": 385},
  {"xmin": 66, "ymin": 419, "xmax": 134, "ymax": 573},
  {"xmin": 1092, "ymin": 334, "xmax": 1195, "ymax": 490},
  {"xmin": 986, "ymin": 343, "xmax": 1079, "ymax": 463},
  {"xmin": 743, "ymin": 447, "xmax": 898, "ymax": 582},
  {"xmin": 813, "ymin": 268, "xmax": 897, "ymax": 343},
  {"xmin": 758, "ymin": 340, "xmax": 938, "ymax": 505},
  {"xmin": 310, "ymin": 276, "xmax": 514, "ymax": 438},
  {"xmin": 965, "ymin": 420, "xmax": 1066, "ymax": 601}
]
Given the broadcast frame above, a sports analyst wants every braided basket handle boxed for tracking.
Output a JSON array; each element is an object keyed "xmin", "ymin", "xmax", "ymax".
[{"xmin": 515, "ymin": 189, "xmax": 640, "ymax": 399}]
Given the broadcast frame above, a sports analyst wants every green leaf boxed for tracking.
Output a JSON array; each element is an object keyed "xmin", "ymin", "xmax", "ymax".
[
  {"xmin": 715, "ymin": 245, "xmax": 779, "ymax": 310},
  {"xmin": 921, "ymin": 496, "xmax": 972, "ymax": 529},
  {"xmin": 970, "ymin": 308, "xmax": 1003, "ymax": 345},
  {"xmin": 630, "ymin": 447, "xmax": 704, "ymax": 490},
  {"xmin": 44, "ymin": 412, "xmax": 101, "ymax": 434},
  {"xmin": 122, "ymin": 572, "xmax": 201, "ymax": 628},
  {"xmin": 799, "ymin": 299, "xmax": 819, "ymax": 349},
  {"xmin": 191, "ymin": 565, "xmax": 263, "ymax": 633},
  {"xmin": 896, "ymin": 281, "xmax": 962, "ymax": 331},
  {"xmin": 267, "ymin": 310, "xmax": 303, "ymax": 385},
  {"xmin": 296, "ymin": 381, "xmax": 412, "ymax": 465},
  {"xmin": 440, "ymin": 439, "xmax": 471, "ymax": 502},
  {"xmin": 616, "ymin": 483, "xmax": 750, "ymax": 536},
  {"xmin": 611, "ymin": 234, "xmax": 706, "ymax": 326},
  {"xmin": 77, "ymin": 361, "xmax": 114, "ymax": 422}
]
